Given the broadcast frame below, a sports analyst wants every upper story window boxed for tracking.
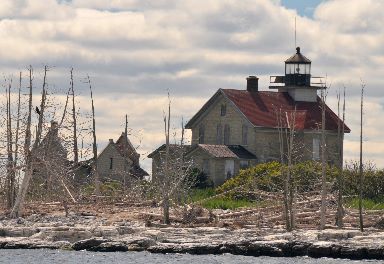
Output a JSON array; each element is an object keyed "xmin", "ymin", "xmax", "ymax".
[
  {"xmin": 312, "ymin": 137, "xmax": 320, "ymax": 160},
  {"xmin": 216, "ymin": 124, "xmax": 223, "ymax": 144},
  {"xmin": 110, "ymin": 157, "xmax": 113, "ymax": 170},
  {"xmin": 198, "ymin": 124, "xmax": 205, "ymax": 144},
  {"xmin": 242, "ymin": 125, "xmax": 248, "ymax": 145},
  {"xmin": 224, "ymin": 124, "xmax": 230, "ymax": 145},
  {"xmin": 220, "ymin": 104, "xmax": 226, "ymax": 116}
]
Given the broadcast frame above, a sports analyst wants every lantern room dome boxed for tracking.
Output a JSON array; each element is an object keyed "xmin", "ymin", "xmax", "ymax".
[{"xmin": 285, "ymin": 47, "xmax": 311, "ymax": 64}]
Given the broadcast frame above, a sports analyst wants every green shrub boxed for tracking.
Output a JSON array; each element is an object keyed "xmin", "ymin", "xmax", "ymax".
[
  {"xmin": 188, "ymin": 168, "xmax": 214, "ymax": 189},
  {"xmin": 216, "ymin": 161, "xmax": 339, "ymax": 201}
]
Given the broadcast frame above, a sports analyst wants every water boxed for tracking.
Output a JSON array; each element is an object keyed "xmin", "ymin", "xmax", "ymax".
[{"xmin": 0, "ymin": 250, "xmax": 383, "ymax": 264}]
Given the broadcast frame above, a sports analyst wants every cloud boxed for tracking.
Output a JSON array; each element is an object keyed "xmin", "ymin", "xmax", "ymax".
[{"xmin": 0, "ymin": 0, "xmax": 383, "ymax": 172}]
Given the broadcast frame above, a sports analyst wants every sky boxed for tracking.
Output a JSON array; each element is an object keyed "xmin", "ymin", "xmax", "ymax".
[{"xmin": 0, "ymin": 0, "xmax": 383, "ymax": 174}]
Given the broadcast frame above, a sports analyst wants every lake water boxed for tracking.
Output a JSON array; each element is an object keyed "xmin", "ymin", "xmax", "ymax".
[{"xmin": 0, "ymin": 250, "xmax": 383, "ymax": 264}]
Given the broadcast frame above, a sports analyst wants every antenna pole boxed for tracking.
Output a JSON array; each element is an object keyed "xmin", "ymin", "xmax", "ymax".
[{"xmin": 294, "ymin": 16, "xmax": 297, "ymax": 48}]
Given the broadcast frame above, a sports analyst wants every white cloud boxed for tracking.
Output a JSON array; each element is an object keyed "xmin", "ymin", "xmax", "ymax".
[{"xmin": 0, "ymin": 0, "xmax": 383, "ymax": 172}]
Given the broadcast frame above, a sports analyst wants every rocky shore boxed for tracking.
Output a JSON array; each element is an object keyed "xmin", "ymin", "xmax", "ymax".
[{"xmin": 1, "ymin": 213, "xmax": 384, "ymax": 260}]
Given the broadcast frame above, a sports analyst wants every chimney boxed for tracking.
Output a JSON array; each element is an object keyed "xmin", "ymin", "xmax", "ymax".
[
  {"xmin": 246, "ymin": 76, "xmax": 259, "ymax": 92},
  {"xmin": 109, "ymin": 139, "xmax": 114, "ymax": 143}
]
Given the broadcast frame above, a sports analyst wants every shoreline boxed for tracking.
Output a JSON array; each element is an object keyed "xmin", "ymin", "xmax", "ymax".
[{"xmin": 1, "ymin": 218, "xmax": 384, "ymax": 260}]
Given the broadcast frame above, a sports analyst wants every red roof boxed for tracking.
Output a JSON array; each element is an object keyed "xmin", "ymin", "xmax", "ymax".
[{"xmin": 220, "ymin": 89, "xmax": 350, "ymax": 132}]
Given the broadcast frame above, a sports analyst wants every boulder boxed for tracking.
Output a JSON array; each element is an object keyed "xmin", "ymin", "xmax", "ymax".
[{"xmin": 72, "ymin": 237, "xmax": 109, "ymax": 251}]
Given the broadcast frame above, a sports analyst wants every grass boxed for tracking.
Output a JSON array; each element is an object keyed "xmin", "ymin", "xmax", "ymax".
[
  {"xmin": 189, "ymin": 188, "xmax": 266, "ymax": 210},
  {"xmin": 346, "ymin": 197, "xmax": 384, "ymax": 210}
]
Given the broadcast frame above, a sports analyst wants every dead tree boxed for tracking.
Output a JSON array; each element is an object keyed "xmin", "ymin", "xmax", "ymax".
[
  {"xmin": 286, "ymin": 108, "xmax": 297, "ymax": 230},
  {"xmin": 87, "ymin": 75, "xmax": 100, "ymax": 195},
  {"xmin": 6, "ymin": 79, "xmax": 15, "ymax": 209},
  {"xmin": 320, "ymin": 87, "xmax": 327, "ymax": 229},
  {"xmin": 11, "ymin": 66, "xmax": 34, "ymax": 217},
  {"xmin": 359, "ymin": 80, "xmax": 365, "ymax": 232},
  {"xmin": 33, "ymin": 66, "xmax": 48, "ymax": 149},
  {"xmin": 70, "ymin": 68, "xmax": 79, "ymax": 164},
  {"xmin": 276, "ymin": 107, "xmax": 299, "ymax": 231},
  {"xmin": 162, "ymin": 98, "xmax": 171, "ymax": 224},
  {"xmin": 12, "ymin": 72, "xmax": 22, "ymax": 205},
  {"xmin": 335, "ymin": 86, "xmax": 346, "ymax": 228},
  {"xmin": 150, "ymin": 94, "xmax": 194, "ymax": 225},
  {"xmin": 277, "ymin": 109, "xmax": 291, "ymax": 231}
]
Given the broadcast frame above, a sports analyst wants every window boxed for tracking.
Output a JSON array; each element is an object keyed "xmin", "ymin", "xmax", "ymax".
[
  {"xmin": 225, "ymin": 160, "xmax": 235, "ymax": 179},
  {"xmin": 109, "ymin": 157, "xmax": 113, "ymax": 169},
  {"xmin": 242, "ymin": 125, "xmax": 248, "ymax": 145},
  {"xmin": 202, "ymin": 159, "xmax": 210, "ymax": 175},
  {"xmin": 198, "ymin": 125, "xmax": 205, "ymax": 144},
  {"xmin": 221, "ymin": 104, "xmax": 226, "ymax": 116},
  {"xmin": 224, "ymin": 124, "xmax": 230, "ymax": 145},
  {"xmin": 216, "ymin": 124, "xmax": 222, "ymax": 144},
  {"xmin": 240, "ymin": 160, "xmax": 249, "ymax": 169},
  {"xmin": 313, "ymin": 138, "xmax": 320, "ymax": 160}
]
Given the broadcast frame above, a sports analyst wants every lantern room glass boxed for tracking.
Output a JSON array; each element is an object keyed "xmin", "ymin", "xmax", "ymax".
[{"xmin": 285, "ymin": 63, "xmax": 311, "ymax": 75}]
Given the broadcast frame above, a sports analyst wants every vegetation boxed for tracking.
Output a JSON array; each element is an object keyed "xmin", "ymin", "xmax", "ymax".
[
  {"xmin": 189, "ymin": 188, "xmax": 263, "ymax": 210},
  {"xmin": 216, "ymin": 161, "xmax": 338, "ymax": 200},
  {"xmin": 346, "ymin": 197, "xmax": 384, "ymax": 210}
]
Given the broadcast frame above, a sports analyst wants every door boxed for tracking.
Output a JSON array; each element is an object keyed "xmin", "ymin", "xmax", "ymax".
[{"xmin": 225, "ymin": 160, "xmax": 235, "ymax": 179}]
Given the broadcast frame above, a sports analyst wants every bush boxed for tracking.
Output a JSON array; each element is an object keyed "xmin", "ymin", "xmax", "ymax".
[
  {"xmin": 188, "ymin": 168, "xmax": 214, "ymax": 189},
  {"xmin": 216, "ymin": 161, "xmax": 339, "ymax": 200},
  {"xmin": 343, "ymin": 162, "xmax": 384, "ymax": 199}
]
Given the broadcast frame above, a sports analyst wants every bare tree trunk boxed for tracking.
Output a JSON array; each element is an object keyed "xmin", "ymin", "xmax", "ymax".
[
  {"xmin": 70, "ymin": 68, "xmax": 79, "ymax": 164},
  {"xmin": 33, "ymin": 66, "xmax": 47, "ymax": 149},
  {"xmin": 13, "ymin": 72, "xmax": 22, "ymax": 199},
  {"xmin": 276, "ymin": 109, "xmax": 291, "ymax": 231},
  {"xmin": 320, "ymin": 87, "xmax": 327, "ymax": 230},
  {"xmin": 59, "ymin": 88, "xmax": 70, "ymax": 127},
  {"xmin": 287, "ymin": 109, "xmax": 296, "ymax": 230},
  {"xmin": 336, "ymin": 87, "xmax": 346, "ymax": 228},
  {"xmin": 88, "ymin": 75, "xmax": 100, "ymax": 195},
  {"xmin": 359, "ymin": 81, "xmax": 365, "ymax": 232},
  {"xmin": 6, "ymin": 80, "xmax": 15, "ymax": 209},
  {"xmin": 163, "ymin": 96, "xmax": 171, "ymax": 225},
  {"xmin": 11, "ymin": 66, "xmax": 34, "ymax": 217}
]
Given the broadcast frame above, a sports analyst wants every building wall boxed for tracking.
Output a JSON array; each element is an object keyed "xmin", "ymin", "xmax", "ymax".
[
  {"xmin": 288, "ymin": 88, "xmax": 317, "ymax": 102},
  {"xmin": 98, "ymin": 143, "xmax": 132, "ymax": 182},
  {"xmin": 191, "ymin": 95, "xmax": 254, "ymax": 148}
]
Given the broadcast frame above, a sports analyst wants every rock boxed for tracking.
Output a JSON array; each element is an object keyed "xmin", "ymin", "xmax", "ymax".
[
  {"xmin": 91, "ymin": 241, "xmax": 128, "ymax": 252},
  {"xmin": 366, "ymin": 247, "xmax": 384, "ymax": 259},
  {"xmin": 100, "ymin": 228, "xmax": 119, "ymax": 238},
  {"xmin": 3, "ymin": 227, "xmax": 39, "ymax": 237},
  {"xmin": 307, "ymin": 242, "xmax": 333, "ymax": 258},
  {"xmin": 289, "ymin": 241, "xmax": 311, "ymax": 256},
  {"xmin": 247, "ymin": 241, "xmax": 284, "ymax": 257},
  {"xmin": 117, "ymin": 226, "xmax": 135, "ymax": 235},
  {"xmin": 72, "ymin": 237, "xmax": 109, "ymax": 251},
  {"xmin": 339, "ymin": 246, "xmax": 365, "ymax": 260},
  {"xmin": 123, "ymin": 237, "xmax": 156, "ymax": 249}
]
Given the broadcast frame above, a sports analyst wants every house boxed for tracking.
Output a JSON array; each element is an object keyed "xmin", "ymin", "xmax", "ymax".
[
  {"xmin": 147, "ymin": 144, "xmax": 190, "ymax": 183},
  {"xmin": 96, "ymin": 132, "xmax": 148, "ymax": 185},
  {"xmin": 30, "ymin": 121, "xmax": 69, "ymax": 197},
  {"xmin": 182, "ymin": 47, "xmax": 350, "ymax": 186}
]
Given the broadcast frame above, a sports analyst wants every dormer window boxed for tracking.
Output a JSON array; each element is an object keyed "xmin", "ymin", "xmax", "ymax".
[{"xmin": 220, "ymin": 104, "xmax": 226, "ymax": 116}]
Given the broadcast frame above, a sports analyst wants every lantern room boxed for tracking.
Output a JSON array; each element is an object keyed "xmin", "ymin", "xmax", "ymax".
[
  {"xmin": 269, "ymin": 47, "xmax": 324, "ymax": 102},
  {"xmin": 284, "ymin": 47, "xmax": 311, "ymax": 86}
]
